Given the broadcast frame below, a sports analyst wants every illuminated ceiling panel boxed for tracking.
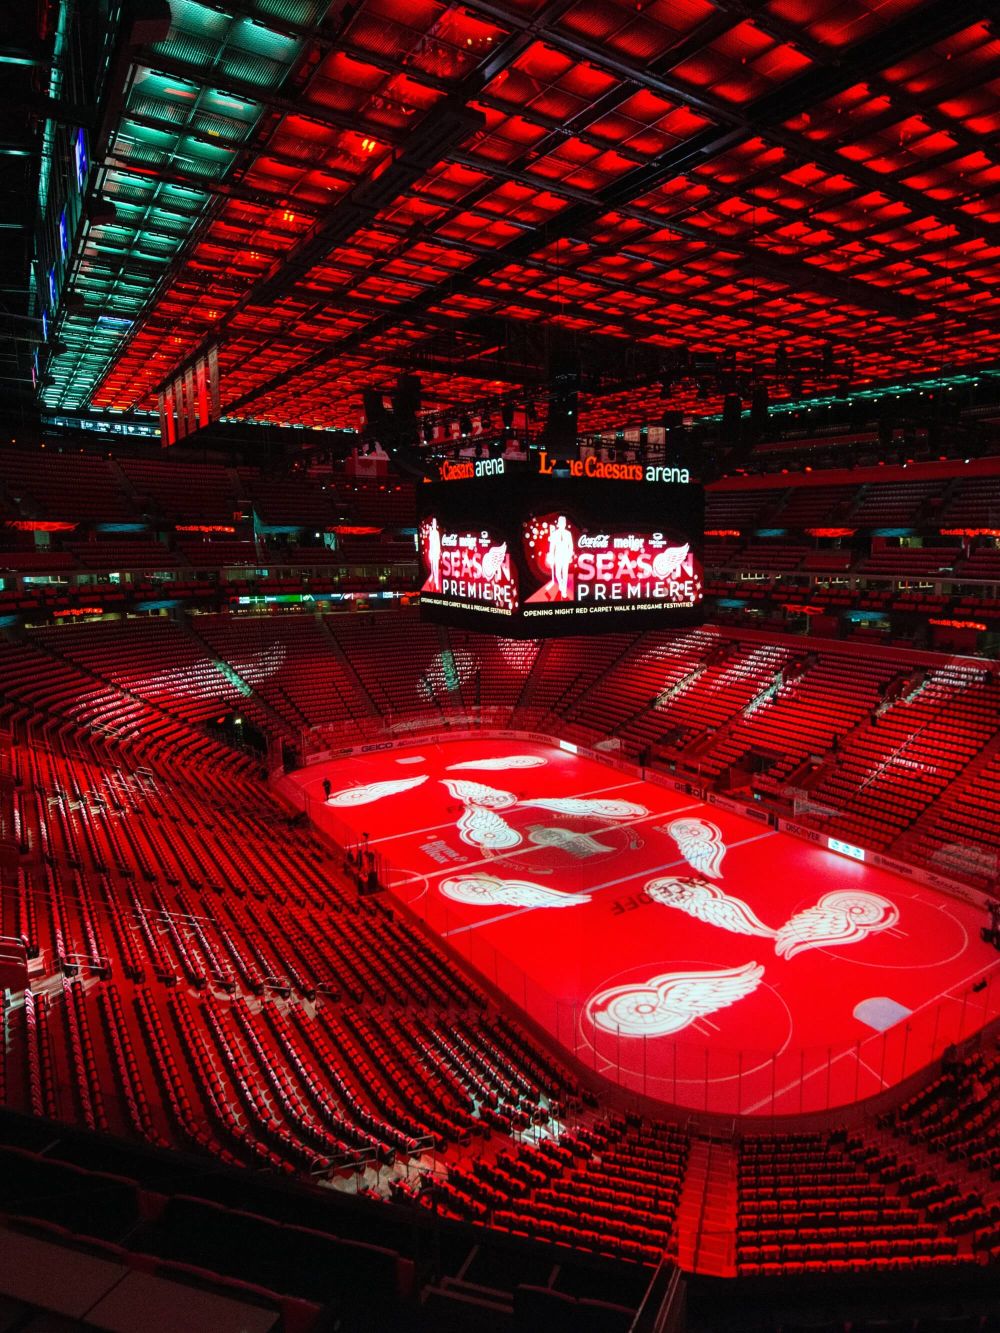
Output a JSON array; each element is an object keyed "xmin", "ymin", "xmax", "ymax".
[{"xmin": 37, "ymin": 0, "xmax": 997, "ymax": 432}]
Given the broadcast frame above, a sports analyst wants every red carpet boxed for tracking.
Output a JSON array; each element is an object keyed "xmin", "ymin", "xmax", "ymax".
[{"xmin": 291, "ymin": 739, "xmax": 1000, "ymax": 1116}]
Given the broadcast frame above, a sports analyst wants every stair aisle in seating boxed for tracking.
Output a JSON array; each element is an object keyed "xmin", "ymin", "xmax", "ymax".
[
  {"xmin": 316, "ymin": 613, "xmax": 383, "ymax": 719},
  {"xmin": 331, "ymin": 611, "xmax": 449, "ymax": 722},
  {"xmin": 674, "ymin": 1137, "xmax": 739, "ymax": 1277}
]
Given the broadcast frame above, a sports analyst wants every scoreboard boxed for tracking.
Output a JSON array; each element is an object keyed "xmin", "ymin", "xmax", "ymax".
[{"xmin": 417, "ymin": 453, "xmax": 704, "ymax": 636}]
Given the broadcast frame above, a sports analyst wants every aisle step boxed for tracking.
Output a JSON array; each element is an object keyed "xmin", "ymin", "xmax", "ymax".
[{"xmin": 675, "ymin": 1137, "xmax": 738, "ymax": 1277}]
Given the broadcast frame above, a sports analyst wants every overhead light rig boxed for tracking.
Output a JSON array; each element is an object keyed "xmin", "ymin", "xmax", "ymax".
[{"xmin": 362, "ymin": 335, "xmax": 859, "ymax": 460}]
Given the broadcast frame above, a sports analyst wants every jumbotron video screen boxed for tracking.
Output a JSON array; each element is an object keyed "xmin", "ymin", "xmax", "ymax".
[{"xmin": 417, "ymin": 454, "xmax": 704, "ymax": 636}]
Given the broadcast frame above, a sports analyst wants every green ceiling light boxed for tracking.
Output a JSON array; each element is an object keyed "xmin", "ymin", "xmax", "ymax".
[
  {"xmin": 41, "ymin": 0, "xmax": 314, "ymax": 413},
  {"xmin": 701, "ymin": 370, "xmax": 994, "ymax": 423}
]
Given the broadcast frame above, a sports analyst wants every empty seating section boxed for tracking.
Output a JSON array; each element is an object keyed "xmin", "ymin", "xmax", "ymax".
[
  {"xmin": 898, "ymin": 743, "xmax": 1000, "ymax": 886},
  {"xmin": 706, "ymin": 473, "xmax": 1000, "ymax": 539},
  {"xmin": 0, "ymin": 689, "xmax": 587, "ymax": 1193},
  {"xmin": 779, "ymin": 484, "xmax": 858, "ymax": 527},
  {"xmin": 740, "ymin": 543, "xmax": 810, "ymax": 571},
  {"xmin": 861, "ymin": 547, "xmax": 961, "ymax": 579},
  {"xmin": 939, "ymin": 477, "xmax": 1000, "ymax": 529},
  {"xmin": 698, "ymin": 472, "xmax": 1000, "ymax": 628},
  {"xmin": 0, "ymin": 450, "xmax": 133, "ymax": 521},
  {"xmin": 66, "ymin": 538, "xmax": 173, "ymax": 570},
  {"xmin": 1, "ymin": 606, "xmax": 999, "ymax": 1291},
  {"xmin": 345, "ymin": 483, "xmax": 414, "ymax": 527},
  {"xmin": 737, "ymin": 1131, "xmax": 964, "ymax": 1276},
  {"xmin": 591, "ymin": 628, "xmax": 724, "ymax": 749},
  {"xmin": 445, "ymin": 632, "xmax": 541, "ymax": 713},
  {"xmin": 333, "ymin": 613, "xmax": 459, "ymax": 720},
  {"xmin": 439, "ymin": 1117, "xmax": 688, "ymax": 1266},
  {"xmin": 0, "ymin": 453, "xmax": 421, "ymax": 593},
  {"xmin": 852, "ymin": 482, "xmax": 942, "ymax": 527},
  {"xmin": 701, "ymin": 655, "xmax": 896, "ymax": 786},
  {"xmin": 0, "ymin": 547, "xmax": 76, "ymax": 573},
  {"xmin": 880, "ymin": 1040, "xmax": 1000, "ymax": 1212},
  {"xmin": 3, "ymin": 610, "xmax": 997, "ymax": 879},
  {"xmin": 705, "ymin": 487, "xmax": 783, "ymax": 531},
  {"xmin": 801, "ymin": 548, "xmax": 855, "ymax": 573},
  {"xmin": 0, "ymin": 454, "xmax": 999, "ymax": 688},
  {"xmin": 192, "ymin": 613, "xmax": 375, "ymax": 737},
  {"xmin": 521, "ymin": 634, "xmax": 638, "ymax": 740},
  {"xmin": 807, "ymin": 666, "xmax": 1000, "ymax": 851},
  {"xmin": 238, "ymin": 470, "xmax": 331, "ymax": 527},
  {"xmin": 118, "ymin": 457, "xmax": 237, "ymax": 523},
  {"xmin": 28, "ymin": 618, "xmax": 248, "ymax": 730},
  {"xmin": 703, "ymin": 535, "xmax": 743, "ymax": 565},
  {"xmin": 961, "ymin": 548, "xmax": 1000, "ymax": 581},
  {"xmin": 0, "ymin": 635, "xmax": 247, "ymax": 769},
  {"xmin": 609, "ymin": 639, "xmax": 793, "ymax": 760}
]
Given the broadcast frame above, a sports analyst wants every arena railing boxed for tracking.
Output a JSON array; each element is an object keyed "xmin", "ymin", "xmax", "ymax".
[
  {"xmin": 286, "ymin": 722, "xmax": 1000, "ymax": 1117},
  {"xmin": 408, "ymin": 893, "xmax": 1000, "ymax": 1118},
  {"xmin": 299, "ymin": 708, "xmax": 519, "ymax": 763},
  {"xmin": 782, "ymin": 790, "xmax": 1000, "ymax": 891}
]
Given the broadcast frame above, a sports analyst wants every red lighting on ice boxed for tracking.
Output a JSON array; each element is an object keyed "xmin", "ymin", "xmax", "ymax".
[{"xmin": 295, "ymin": 736, "xmax": 1000, "ymax": 1115}]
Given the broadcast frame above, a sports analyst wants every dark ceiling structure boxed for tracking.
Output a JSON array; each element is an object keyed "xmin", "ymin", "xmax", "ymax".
[
  {"xmin": 0, "ymin": 5, "xmax": 47, "ymax": 405},
  {"xmin": 26, "ymin": 0, "xmax": 1000, "ymax": 435}
]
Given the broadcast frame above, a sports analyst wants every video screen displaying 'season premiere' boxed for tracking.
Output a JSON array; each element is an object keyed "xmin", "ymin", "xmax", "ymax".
[{"xmin": 417, "ymin": 456, "xmax": 704, "ymax": 635}]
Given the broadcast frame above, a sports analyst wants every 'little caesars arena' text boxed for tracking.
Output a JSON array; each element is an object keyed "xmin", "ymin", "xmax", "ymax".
[
  {"xmin": 437, "ymin": 456, "xmax": 691, "ymax": 483},
  {"xmin": 538, "ymin": 454, "xmax": 690, "ymax": 483}
]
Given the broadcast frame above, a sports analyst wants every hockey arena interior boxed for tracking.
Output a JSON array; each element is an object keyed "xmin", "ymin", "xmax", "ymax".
[{"xmin": 1, "ymin": 1, "xmax": 1000, "ymax": 1329}]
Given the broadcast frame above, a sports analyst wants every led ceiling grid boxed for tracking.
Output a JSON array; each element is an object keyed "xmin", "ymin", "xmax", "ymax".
[{"xmin": 38, "ymin": 0, "xmax": 1000, "ymax": 432}]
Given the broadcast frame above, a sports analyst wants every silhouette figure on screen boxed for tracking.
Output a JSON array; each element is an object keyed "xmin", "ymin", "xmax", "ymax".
[
  {"xmin": 426, "ymin": 516, "xmax": 441, "ymax": 591},
  {"xmin": 548, "ymin": 515, "xmax": 574, "ymax": 600}
]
